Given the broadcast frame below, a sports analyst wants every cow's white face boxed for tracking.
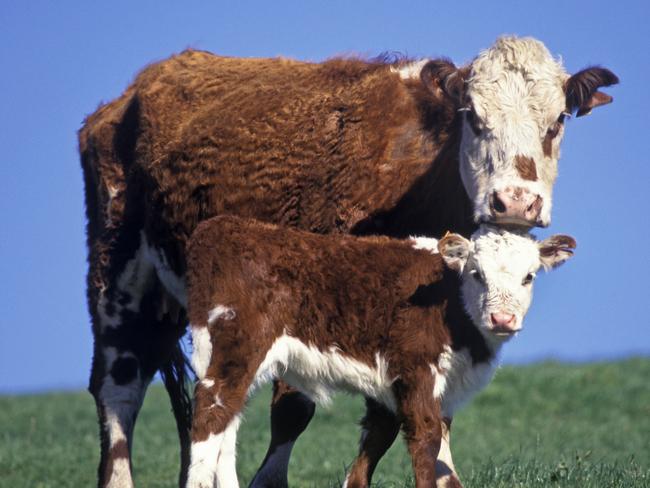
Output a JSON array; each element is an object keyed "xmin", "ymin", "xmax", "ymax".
[
  {"xmin": 418, "ymin": 36, "xmax": 618, "ymax": 228},
  {"xmin": 460, "ymin": 37, "xmax": 569, "ymax": 227},
  {"xmin": 438, "ymin": 226, "xmax": 576, "ymax": 342}
]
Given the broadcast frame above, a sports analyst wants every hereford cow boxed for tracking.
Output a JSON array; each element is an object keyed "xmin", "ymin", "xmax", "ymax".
[
  {"xmin": 184, "ymin": 216, "xmax": 576, "ymax": 488},
  {"xmin": 78, "ymin": 36, "xmax": 616, "ymax": 487}
]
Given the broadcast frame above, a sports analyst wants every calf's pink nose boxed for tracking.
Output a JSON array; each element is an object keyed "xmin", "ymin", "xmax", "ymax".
[{"xmin": 490, "ymin": 312, "xmax": 516, "ymax": 328}]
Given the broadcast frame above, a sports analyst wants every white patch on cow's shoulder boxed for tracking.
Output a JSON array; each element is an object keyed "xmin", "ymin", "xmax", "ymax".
[
  {"xmin": 391, "ymin": 59, "xmax": 429, "ymax": 80},
  {"xmin": 191, "ymin": 325, "xmax": 212, "ymax": 380},
  {"xmin": 187, "ymin": 432, "xmax": 224, "ymax": 488},
  {"xmin": 251, "ymin": 334, "xmax": 397, "ymax": 411},
  {"xmin": 106, "ymin": 458, "xmax": 133, "ymax": 488},
  {"xmin": 208, "ymin": 305, "xmax": 236, "ymax": 324},
  {"xmin": 411, "ymin": 236, "xmax": 440, "ymax": 253},
  {"xmin": 432, "ymin": 345, "xmax": 500, "ymax": 418}
]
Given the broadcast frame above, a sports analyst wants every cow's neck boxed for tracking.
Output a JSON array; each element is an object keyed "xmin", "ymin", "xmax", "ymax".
[{"xmin": 351, "ymin": 91, "xmax": 476, "ymax": 240}]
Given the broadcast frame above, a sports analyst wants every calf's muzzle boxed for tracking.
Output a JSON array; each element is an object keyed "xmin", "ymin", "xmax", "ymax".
[{"xmin": 490, "ymin": 312, "xmax": 518, "ymax": 335}]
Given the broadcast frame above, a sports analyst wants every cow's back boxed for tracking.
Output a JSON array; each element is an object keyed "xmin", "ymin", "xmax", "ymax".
[{"xmin": 81, "ymin": 49, "xmax": 465, "ymax": 280}]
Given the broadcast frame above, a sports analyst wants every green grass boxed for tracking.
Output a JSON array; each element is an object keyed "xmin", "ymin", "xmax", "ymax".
[{"xmin": 1, "ymin": 359, "xmax": 649, "ymax": 487}]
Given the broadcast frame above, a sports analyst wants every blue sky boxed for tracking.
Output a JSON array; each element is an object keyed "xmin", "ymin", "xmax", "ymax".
[{"xmin": 1, "ymin": 1, "xmax": 648, "ymax": 393}]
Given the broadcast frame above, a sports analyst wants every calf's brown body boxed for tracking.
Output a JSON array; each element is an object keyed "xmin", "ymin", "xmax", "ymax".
[{"xmin": 187, "ymin": 216, "xmax": 491, "ymax": 487}]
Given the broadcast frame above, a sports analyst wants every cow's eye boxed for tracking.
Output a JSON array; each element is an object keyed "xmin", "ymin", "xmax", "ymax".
[
  {"xmin": 470, "ymin": 269, "xmax": 484, "ymax": 284},
  {"xmin": 546, "ymin": 121, "xmax": 561, "ymax": 140},
  {"xmin": 522, "ymin": 273, "xmax": 536, "ymax": 285},
  {"xmin": 546, "ymin": 113, "xmax": 567, "ymax": 140},
  {"xmin": 465, "ymin": 109, "xmax": 483, "ymax": 136}
]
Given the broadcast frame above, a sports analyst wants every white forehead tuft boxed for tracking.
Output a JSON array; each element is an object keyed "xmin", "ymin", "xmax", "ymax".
[
  {"xmin": 470, "ymin": 226, "xmax": 539, "ymax": 274},
  {"xmin": 391, "ymin": 59, "xmax": 430, "ymax": 80},
  {"xmin": 468, "ymin": 36, "xmax": 568, "ymax": 128}
]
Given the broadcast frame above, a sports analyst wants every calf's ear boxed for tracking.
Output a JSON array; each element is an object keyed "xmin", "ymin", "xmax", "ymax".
[
  {"xmin": 438, "ymin": 234, "xmax": 471, "ymax": 273},
  {"xmin": 538, "ymin": 235, "xmax": 577, "ymax": 270},
  {"xmin": 421, "ymin": 59, "xmax": 469, "ymax": 106},
  {"xmin": 566, "ymin": 67, "xmax": 619, "ymax": 117}
]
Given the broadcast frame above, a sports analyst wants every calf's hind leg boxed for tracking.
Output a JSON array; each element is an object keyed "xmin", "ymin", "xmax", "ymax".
[{"xmin": 188, "ymin": 315, "xmax": 269, "ymax": 488}]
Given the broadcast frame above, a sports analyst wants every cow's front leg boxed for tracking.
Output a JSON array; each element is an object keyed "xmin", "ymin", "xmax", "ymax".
[
  {"xmin": 396, "ymin": 370, "xmax": 442, "ymax": 488},
  {"xmin": 436, "ymin": 417, "xmax": 462, "ymax": 488},
  {"xmin": 343, "ymin": 397, "xmax": 401, "ymax": 488}
]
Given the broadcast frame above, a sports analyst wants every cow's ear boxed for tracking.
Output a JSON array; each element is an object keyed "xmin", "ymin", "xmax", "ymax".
[
  {"xmin": 538, "ymin": 235, "xmax": 576, "ymax": 270},
  {"xmin": 438, "ymin": 234, "xmax": 471, "ymax": 273},
  {"xmin": 421, "ymin": 59, "xmax": 469, "ymax": 105},
  {"xmin": 566, "ymin": 67, "xmax": 619, "ymax": 117}
]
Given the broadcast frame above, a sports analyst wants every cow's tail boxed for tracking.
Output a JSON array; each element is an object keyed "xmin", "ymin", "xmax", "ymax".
[{"xmin": 160, "ymin": 339, "xmax": 194, "ymax": 487}]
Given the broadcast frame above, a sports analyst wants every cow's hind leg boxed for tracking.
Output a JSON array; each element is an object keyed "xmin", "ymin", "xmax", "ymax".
[
  {"xmin": 343, "ymin": 397, "xmax": 401, "ymax": 488},
  {"xmin": 88, "ymin": 232, "xmax": 171, "ymax": 488},
  {"xmin": 161, "ymin": 341, "xmax": 194, "ymax": 488},
  {"xmin": 248, "ymin": 381, "xmax": 316, "ymax": 488}
]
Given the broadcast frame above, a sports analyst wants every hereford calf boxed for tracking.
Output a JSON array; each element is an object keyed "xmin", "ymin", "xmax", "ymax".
[{"xmin": 185, "ymin": 216, "xmax": 575, "ymax": 488}]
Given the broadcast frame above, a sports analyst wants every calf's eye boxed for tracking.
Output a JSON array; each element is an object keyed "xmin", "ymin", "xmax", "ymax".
[
  {"xmin": 522, "ymin": 273, "xmax": 536, "ymax": 285},
  {"xmin": 470, "ymin": 270, "xmax": 484, "ymax": 284}
]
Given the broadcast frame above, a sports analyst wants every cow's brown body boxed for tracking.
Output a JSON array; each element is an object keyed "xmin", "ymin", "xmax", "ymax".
[{"xmin": 79, "ymin": 49, "xmax": 473, "ymax": 488}]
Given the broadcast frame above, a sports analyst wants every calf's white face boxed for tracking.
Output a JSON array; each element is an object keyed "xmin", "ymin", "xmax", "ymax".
[
  {"xmin": 419, "ymin": 36, "xmax": 618, "ymax": 228},
  {"xmin": 439, "ymin": 226, "xmax": 576, "ymax": 340}
]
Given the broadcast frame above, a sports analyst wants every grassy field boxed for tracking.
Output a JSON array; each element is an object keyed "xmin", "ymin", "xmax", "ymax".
[{"xmin": 1, "ymin": 358, "xmax": 649, "ymax": 487}]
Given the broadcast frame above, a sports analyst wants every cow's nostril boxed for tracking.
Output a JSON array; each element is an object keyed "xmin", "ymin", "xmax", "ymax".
[{"xmin": 492, "ymin": 192, "xmax": 506, "ymax": 214}]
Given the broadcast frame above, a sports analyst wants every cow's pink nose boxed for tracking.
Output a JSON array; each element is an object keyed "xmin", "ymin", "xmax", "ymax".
[
  {"xmin": 490, "ymin": 313, "xmax": 516, "ymax": 329},
  {"xmin": 490, "ymin": 188, "xmax": 543, "ymax": 226}
]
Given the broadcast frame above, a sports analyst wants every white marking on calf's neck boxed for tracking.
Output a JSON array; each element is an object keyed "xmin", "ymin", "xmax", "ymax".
[{"xmin": 432, "ymin": 345, "xmax": 501, "ymax": 418}]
